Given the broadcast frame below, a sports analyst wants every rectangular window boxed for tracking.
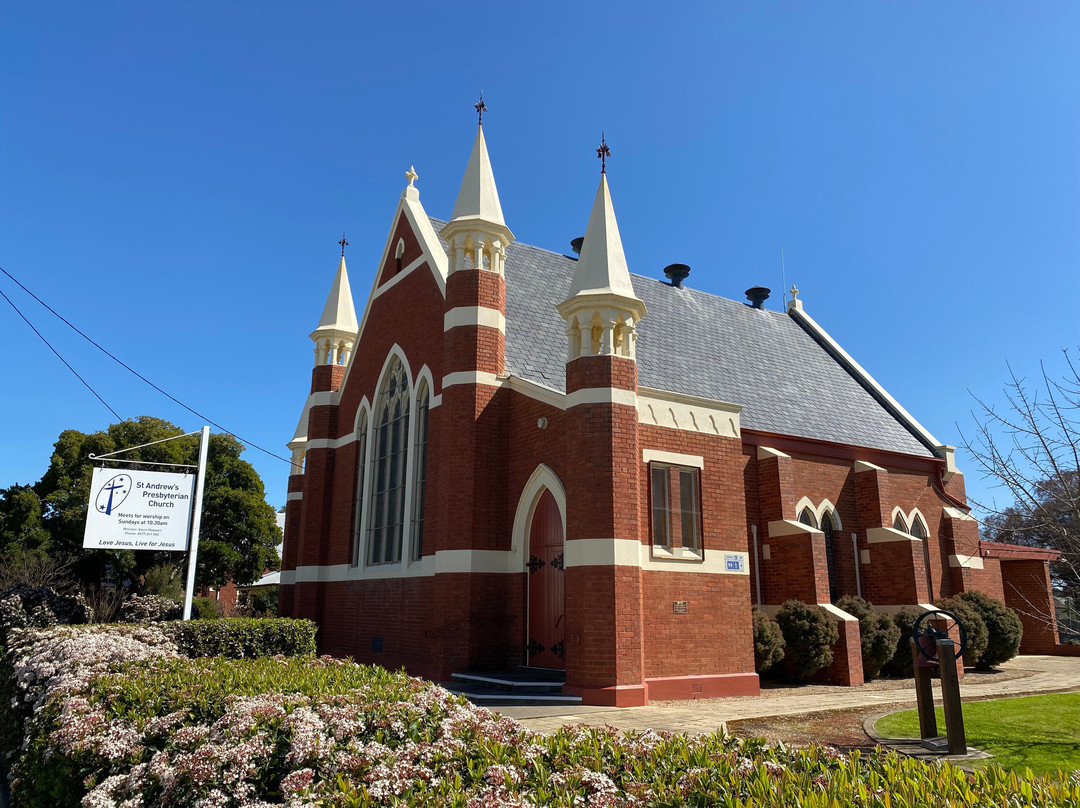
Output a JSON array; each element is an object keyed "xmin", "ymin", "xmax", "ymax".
[{"xmin": 650, "ymin": 463, "xmax": 702, "ymax": 554}]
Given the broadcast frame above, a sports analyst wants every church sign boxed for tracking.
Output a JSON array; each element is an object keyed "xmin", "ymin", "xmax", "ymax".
[{"xmin": 83, "ymin": 467, "xmax": 195, "ymax": 551}]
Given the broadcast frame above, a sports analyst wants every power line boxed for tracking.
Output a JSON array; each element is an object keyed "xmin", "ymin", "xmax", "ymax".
[
  {"xmin": 0, "ymin": 265, "xmax": 295, "ymax": 469},
  {"xmin": 0, "ymin": 285, "xmax": 123, "ymax": 422}
]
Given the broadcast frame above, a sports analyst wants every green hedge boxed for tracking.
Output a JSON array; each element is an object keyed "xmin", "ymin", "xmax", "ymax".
[
  {"xmin": 775, "ymin": 600, "xmax": 838, "ymax": 681},
  {"xmin": 934, "ymin": 596, "xmax": 990, "ymax": 668},
  {"xmin": 955, "ymin": 590, "xmax": 1024, "ymax": 669},
  {"xmin": 752, "ymin": 606, "xmax": 785, "ymax": 674},
  {"xmin": 163, "ymin": 616, "xmax": 317, "ymax": 658},
  {"xmin": 835, "ymin": 595, "xmax": 901, "ymax": 679}
]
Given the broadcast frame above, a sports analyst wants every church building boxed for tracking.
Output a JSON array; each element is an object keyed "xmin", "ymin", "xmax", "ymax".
[{"xmin": 279, "ymin": 116, "xmax": 1065, "ymax": 706}]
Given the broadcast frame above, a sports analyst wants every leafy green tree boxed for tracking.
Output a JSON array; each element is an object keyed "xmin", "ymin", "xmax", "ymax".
[{"xmin": 0, "ymin": 416, "xmax": 280, "ymax": 590}]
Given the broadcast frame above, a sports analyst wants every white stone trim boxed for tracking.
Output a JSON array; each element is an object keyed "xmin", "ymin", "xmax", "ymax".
[
  {"xmin": 506, "ymin": 376, "xmax": 566, "ymax": 410},
  {"xmin": 794, "ymin": 497, "xmax": 819, "ymax": 527},
  {"xmin": 636, "ymin": 387, "xmax": 741, "ymax": 437},
  {"xmin": 949, "ymin": 554, "xmax": 985, "ymax": 570},
  {"xmin": 854, "ymin": 460, "xmax": 885, "ymax": 473},
  {"xmin": 767, "ymin": 519, "xmax": 822, "ymax": 538},
  {"xmin": 642, "ymin": 449, "xmax": 704, "ymax": 469},
  {"xmin": 511, "ymin": 464, "xmax": 566, "ymax": 568},
  {"xmin": 563, "ymin": 538, "xmax": 748, "ymax": 574},
  {"xmin": 943, "ymin": 506, "xmax": 977, "ymax": 522},
  {"xmin": 441, "ymin": 370, "xmax": 503, "ymax": 389},
  {"xmin": 565, "ymin": 387, "xmax": 637, "ymax": 408},
  {"xmin": 443, "ymin": 306, "xmax": 506, "ymax": 333},
  {"xmin": 757, "ymin": 446, "xmax": 790, "ymax": 460},
  {"xmin": 789, "ymin": 306, "xmax": 943, "ymax": 451},
  {"xmin": 351, "ymin": 397, "xmax": 372, "ymax": 435},
  {"xmin": 306, "ymin": 435, "xmax": 356, "ymax": 451},
  {"xmin": 867, "ymin": 526, "xmax": 920, "ymax": 544},
  {"xmin": 286, "ymin": 492, "xmax": 303, "ymax": 501}
]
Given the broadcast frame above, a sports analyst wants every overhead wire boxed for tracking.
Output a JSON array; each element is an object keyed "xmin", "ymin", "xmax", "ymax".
[{"xmin": 0, "ymin": 265, "xmax": 295, "ymax": 468}]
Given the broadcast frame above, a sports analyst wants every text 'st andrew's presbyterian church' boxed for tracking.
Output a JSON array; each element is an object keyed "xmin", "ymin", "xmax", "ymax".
[{"xmin": 279, "ymin": 117, "xmax": 1065, "ymax": 706}]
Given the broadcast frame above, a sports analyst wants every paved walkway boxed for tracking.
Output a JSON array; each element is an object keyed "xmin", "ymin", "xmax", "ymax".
[{"xmin": 498, "ymin": 655, "xmax": 1080, "ymax": 736}]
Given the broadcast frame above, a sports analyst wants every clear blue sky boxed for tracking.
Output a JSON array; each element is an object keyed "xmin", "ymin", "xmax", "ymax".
[{"xmin": 1, "ymin": 1, "xmax": 1077, "ymax": 515}]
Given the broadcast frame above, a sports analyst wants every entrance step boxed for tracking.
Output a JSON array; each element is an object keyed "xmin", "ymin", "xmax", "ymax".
[{"xmin": 444, "ymin": 667, "xmax": 581, "ymax": 706}]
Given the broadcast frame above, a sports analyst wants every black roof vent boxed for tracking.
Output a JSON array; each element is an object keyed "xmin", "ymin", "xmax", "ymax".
[
  {"xmin": 663, "ymin": 263, "xmax": 691, "ymax": 288},
  {"xmin": 745, "ymin": 286, "xmax": 771, "ymax": 309},
  {"xmin": 570, "ymin": 237, "xmax": 584, "ymax": 255}
]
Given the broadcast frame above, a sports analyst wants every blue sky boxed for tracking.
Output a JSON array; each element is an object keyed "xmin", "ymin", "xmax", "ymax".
[{"xmin": 1, "ymin": 1, "xmax": 1077, "ymax": 514}]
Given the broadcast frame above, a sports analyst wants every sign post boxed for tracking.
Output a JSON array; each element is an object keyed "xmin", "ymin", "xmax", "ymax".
[{"xmin": 182, "ymin": 426, "xmax": 210, "ymax": 621}]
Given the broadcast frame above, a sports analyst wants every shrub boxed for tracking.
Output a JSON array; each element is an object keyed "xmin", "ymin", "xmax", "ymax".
[
  {"xmin": 139, "ymin": 561, "xmax": 184, "ymax": 601},
  {"xmin": 955, "ymin": 590, "xmax": 1024, "ymax": 669},
  {"xmin": 6, "ymin": 623, "xmax": 1077, "ymax": 808},
  {"xmin": 163, "ymin": 616, "xmax": 317, "ymax": 658},
  {"xmin": 752, "ymin": 606, "xmax": 785, "ymax": 673},
  {"xmin": 192, "ymin": 595, "xmax": 223, "ymax": 619},
  {"xmin": 934, "ymin": 597, "xmax": 989, "ymax": 668},
  {"xmin": 238, "ymin": 584, "xmax": 279, "ymax": 617},
  {"xmin": 884, "ymin": 606, "xmax": 925, "ymax": 677},
  {"xmin": 0, "ymin": 584, "xmax": 90, "ymax": 647},
  {"xmin": 118, "ymin": 593, "xmax": 182, "ymax": 623},
  {"xmin": 836, "ymin": 595, "xmax": 901, "ymax": 679},
  {"xmin": 775, "ymin": 600, "xmax": 838, "ymax": 681}
]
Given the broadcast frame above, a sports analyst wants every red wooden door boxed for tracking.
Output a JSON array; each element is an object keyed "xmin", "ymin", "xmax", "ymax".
[{"xmin": 527, "ymin": 490, "xmax": 565, "ymax": 669}]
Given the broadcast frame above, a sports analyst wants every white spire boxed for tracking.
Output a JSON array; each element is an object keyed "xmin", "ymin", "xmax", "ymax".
[
  {"xmin": 450, "ymin": 125, "xmax": 506, "ymax": 226},
  {"xmin": 567, "ymin": 174, "xmax": 638, "ymax": 300},
  {"xmin": 309, "ymin": 254, "xmax": 359, "ymax": 366},
  {"xmin": 557, "ymin": 172, "xmax": 646, "ymax": 361}
]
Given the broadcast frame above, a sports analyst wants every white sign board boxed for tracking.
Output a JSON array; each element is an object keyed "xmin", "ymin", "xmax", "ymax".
[{"xmin": 83, "ymin": 467, "xmax": 195, "ymax": 551}]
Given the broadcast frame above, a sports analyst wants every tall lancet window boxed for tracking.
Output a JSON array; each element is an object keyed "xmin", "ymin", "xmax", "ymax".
[
  {"xmin": 410, "ymin": 381, "xmax": 430, "ymax": 561},
  {"xmin": 350, "ymin": 411, "xmax": 368, "ymax": 567},
  {"xmin": 368, "ymin": 359, "xmax": 410, "ymax": 565}
]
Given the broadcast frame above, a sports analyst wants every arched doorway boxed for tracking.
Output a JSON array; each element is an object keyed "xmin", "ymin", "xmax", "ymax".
[{"xmin": 527, "ymin": 489, "xmax": 565, "ymax": 669}]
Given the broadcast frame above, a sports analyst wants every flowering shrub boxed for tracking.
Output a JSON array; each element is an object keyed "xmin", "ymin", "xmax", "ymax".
[
  {"xmin": 0, "ymin": 584, "xmax": 90, "ymax": 646},
  {"xmin": 163, "ymin": 617, "xmax": 317, "ymax": 659},
  {"xmin": 119, "ymin": 593, "xmax": 183, "ymax": 623},
  {"xmin": 4, "ymin": 623, "xmax": 1080, "ymax": 808}
]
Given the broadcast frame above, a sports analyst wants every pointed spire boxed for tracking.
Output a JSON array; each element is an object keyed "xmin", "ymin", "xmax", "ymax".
[
  {"xmin": 567, "ymin": 174, "xmax": 638, "ymax": 301},
  {"xmin": 310, "ymin": 250, "xmax": 359, "ymax": 366},
  {"xmin": 449, "ymin": 124, "xmax": 506, "ymax": 226}
]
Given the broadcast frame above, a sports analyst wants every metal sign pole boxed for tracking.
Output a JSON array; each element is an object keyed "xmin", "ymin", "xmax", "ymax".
[{"xmin": 182, "ymin": 426, "xmax": 210, "ymax": 621}]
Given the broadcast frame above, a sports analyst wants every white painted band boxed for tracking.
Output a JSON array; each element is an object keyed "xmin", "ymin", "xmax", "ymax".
[
  {"xmin": 565, "ymin": 387, "xmax": 638, "ymax": 408},
  {"xmin": 949, "ymin": 553, "xmax": 985, "ymax": 570},
  {"xmin": 444, "ymin": 306, "xmax": 506, "ymax": 333},
  {"xmin": 943, "ymin": 507, "xmax": 977, "ymax": 522},
  {"xmin": 286, "ymin": 492, "xmax": 303, "ymax": 501},
  {"xmin": 642, "ymin": 449, "xmax": 705, "ymax": 469},
  {"xmin": 442, "ymin": 370, "xmax": 503, "ymax": 389}
]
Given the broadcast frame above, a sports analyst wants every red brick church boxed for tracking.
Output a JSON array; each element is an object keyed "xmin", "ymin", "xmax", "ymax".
[{"xmin": 279, "ymin": 119, "xmax": 1065, "ymax": 706}]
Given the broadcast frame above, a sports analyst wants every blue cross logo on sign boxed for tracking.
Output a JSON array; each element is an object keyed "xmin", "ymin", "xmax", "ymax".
[{"xmin": 724, "ymin": 554, "xmax": 744, "ymax": 572}]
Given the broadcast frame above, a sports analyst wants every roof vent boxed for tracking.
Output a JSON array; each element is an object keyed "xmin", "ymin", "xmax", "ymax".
[
  {"xmin": 745, "ymin": 286, "xmax": 771, "ymax": 309},
  {"xmin": 663, "ymin": 263, "xmax": 690, "ymax": 289},
  {"xmin": 570, "ymin": 237, "xmax": 584, "ymax": 255}
]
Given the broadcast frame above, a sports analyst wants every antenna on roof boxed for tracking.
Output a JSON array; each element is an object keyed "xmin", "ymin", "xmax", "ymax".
[{"xmin": 780, "ymin": 247, "xmax": 787, "ymax": 307}]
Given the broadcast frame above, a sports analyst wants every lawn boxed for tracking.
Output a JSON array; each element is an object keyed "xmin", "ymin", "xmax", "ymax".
[{"xmin": 875, "ymin": 693, "xmax": 1080, "ymax": 775}]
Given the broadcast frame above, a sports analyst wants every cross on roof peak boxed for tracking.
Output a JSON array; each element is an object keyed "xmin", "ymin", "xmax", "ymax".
[
  {"xmin": 475, "ymin": 92, "xmax": 487, "ymax": 126},
  {"xmin": 596, "ymin": 131, "xmax": 611, "ymax": 174},
  {"xmin": 338, "ymin": 232, "xmax": 349, "ymax": 257}
]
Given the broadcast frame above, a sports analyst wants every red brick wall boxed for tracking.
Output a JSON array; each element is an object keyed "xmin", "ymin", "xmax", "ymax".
[
  {"xmin": 1001, "ymin": 559, "xmax": 1061, "ymax": 653},
  {"xmin": 378, "ymin": 213, "xmax": 425, "ymax": 285}
]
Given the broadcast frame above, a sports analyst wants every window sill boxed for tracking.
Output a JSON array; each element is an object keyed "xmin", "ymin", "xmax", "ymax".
[{"xmin": 650, "ymin": 546, "xmax": 704, "ymax": 563}]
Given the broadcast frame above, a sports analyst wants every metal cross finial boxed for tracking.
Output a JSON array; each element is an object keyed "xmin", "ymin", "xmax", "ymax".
[
  {"xmin": 789, "ymin": 284, "xmax": 799, "ymax": 300},
  {"xmin": 405, "ymin": 165, "xmax": 418, "ymax": 187},
  {"xmin": 596, "ymin": 131, "xmax": 611, "ymax": 174},
  {"xmin": 475, "ymin": 91, "xmax": 487, "ymax": 126},
  {"xmin": 339, "ymin": 231, "xmax": 349, "ymax": 257}
]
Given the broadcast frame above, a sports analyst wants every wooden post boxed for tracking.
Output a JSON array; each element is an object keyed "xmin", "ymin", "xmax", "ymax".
[
  {"xmin": 936, "ymin": 638, "xmax": 967, "ymax": 755},
  {"xmin": 910, "ymin": 638, "xmax": 937, "ymax": 739}
]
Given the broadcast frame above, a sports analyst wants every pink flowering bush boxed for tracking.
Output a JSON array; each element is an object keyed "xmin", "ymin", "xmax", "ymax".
[{"xmin": 4, "ymin": 624, "xmax": 1080, "ymax": 808}]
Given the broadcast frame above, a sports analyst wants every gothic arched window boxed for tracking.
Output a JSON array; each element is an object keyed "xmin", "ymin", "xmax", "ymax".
[
  {"xmin": 351, "ymin": 411, "xmax": 368, "ymax": 566},
  {"xmin": 893, "ymin": 513, "xmax": 908, "ymax": 533},
  {"xmin": 410, "ymin": 381, "xmax": 430, "ymax": 561},
  {"xmin": 798, "ymin": 507, "xmax": 818, "ymax": 529},
  {"xmin": 821, "ymin": 510, "xmax": 839, "ymax": 602},
  {"xmin": 368, "ymin": 359, "xmax": 410, "ymax": 565}
]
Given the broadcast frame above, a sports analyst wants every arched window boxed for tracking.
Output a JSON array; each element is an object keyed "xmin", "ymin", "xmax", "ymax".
[
  {"xmin": 410, "ymin": 381, "xmax": 430, "ymax": 561},
  {"xmin": 911, "ymin": 514, "xmax": 933, "ymax": 598},
  {"xmin": 368, "ymin": 359, "xmax": 410, "ymax": 565},
  {"xmin": 821, "ymin": 510, "xmax": 839, "ymax": 602},
  {"xmin": 351, "ymin": 411, "xmax": 368, "ymax": 566},
  {"xmin": 798, "ymin": 507, "xmax": 818, "ymax": 529},
  {"xmin": 893, "ymin": 513, "xmax": 908, "ymax": 533},
  {"xmin": 910, "ymin": 515, "xmax": 927, "ymax": 539}
]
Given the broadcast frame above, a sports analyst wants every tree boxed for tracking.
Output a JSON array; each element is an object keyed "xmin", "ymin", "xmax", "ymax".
[
  {"xmin": 963, "ymin": 351, "xmax": 1079, "ymax": 602},
  {"xmin": 0, "ymin": 416, "xmax": 281, "ymax": 590}
]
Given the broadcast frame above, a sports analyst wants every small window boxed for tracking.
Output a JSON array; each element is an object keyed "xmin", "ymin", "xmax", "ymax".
[
  {"xmin": 893, "ymin": 513, "xmax": 908, "ymax": 533},
  {"xmin": 798, "ymin": 507, "xmax": 819, "ymax": 529},
  {"xmin": 910, "ymin": 515, "xmax": 927, "ymax": 539},
  {"xmin": 650, "ymin": 464, "xmax": 702, "ymax": 553},
  {"xmin": 350, "ymin": 412, "xmax": 368, "ymax": 567}
]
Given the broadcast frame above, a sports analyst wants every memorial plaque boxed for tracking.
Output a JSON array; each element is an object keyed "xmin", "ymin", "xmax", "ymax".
[{"xmin": 673, "ymin": 600, "xmax": 688, "ymax": 614}]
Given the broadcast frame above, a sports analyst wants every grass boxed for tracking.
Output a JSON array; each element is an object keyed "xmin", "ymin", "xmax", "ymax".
[{"xmin": 874, "ymin": 693, "xmax": 1080, "ymax": 775}]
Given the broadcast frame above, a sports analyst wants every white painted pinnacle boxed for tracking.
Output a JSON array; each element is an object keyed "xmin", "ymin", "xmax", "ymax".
[
  {"xmin": 568, "ymin": 174, "xmax": 638, "ymax": 300},
  {"xmin": 449, "ymin": 125, "xmax": 506, "ymax": 226},
  {"xmin": 313, "ymin": 255, "xmax": 358, "ymax": 335}
]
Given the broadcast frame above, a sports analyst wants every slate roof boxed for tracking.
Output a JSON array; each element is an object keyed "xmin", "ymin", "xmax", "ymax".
[{"xmin": 429, "ymin": 218, "xmax": 934, "ymax": 458}]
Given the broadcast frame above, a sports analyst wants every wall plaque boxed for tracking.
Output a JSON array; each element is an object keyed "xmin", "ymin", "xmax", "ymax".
[{"xmin": 673, "ymin": 600, "xmax": 688, "ymax": 614}]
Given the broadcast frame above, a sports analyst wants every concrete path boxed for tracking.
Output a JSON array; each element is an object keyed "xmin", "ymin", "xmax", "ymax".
[{"xmin": 498, "ymin": 655, "xmax": 1080, "ymax": 736}]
